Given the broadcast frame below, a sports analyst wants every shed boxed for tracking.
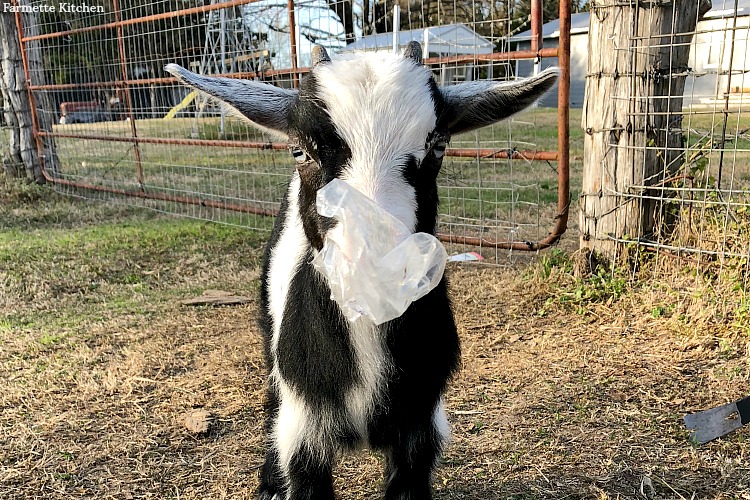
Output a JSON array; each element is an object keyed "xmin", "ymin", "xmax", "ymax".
[
  {"xmin": 510, "ymin": 13, "xmax": 590, "ymax": 108},
  {"xmin": 344, "ymin": 24, "xmax": 494, "ymax": 84},
  {"xmin": 345, "ymin": 23, "xmax": 493, "ymax": 55},
  {"xmin": 511, "ymin": 3, "xmax": 750, "ymax": 109}
]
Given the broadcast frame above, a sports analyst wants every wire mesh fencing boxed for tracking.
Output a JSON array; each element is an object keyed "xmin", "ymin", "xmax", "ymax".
[
  {"xmin": 662, "ymin": 0, "xmax": 750, "ymax": 266},
  {"xmin": 577, "ymin": 0, "xmax": 750, "ymax": 315},
  {"xmin": 14, "ymin": 0, "xmax": 571, "ymax": 263}
]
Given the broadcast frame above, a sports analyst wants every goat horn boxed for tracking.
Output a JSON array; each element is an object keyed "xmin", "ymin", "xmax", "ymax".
[
  {"xmin": 403, "ymin": 41, "xmax": 423, "ymax": 64},
  {"xmin": 312, "ymin": 45, "xmax": 331, "ymax": 67}
]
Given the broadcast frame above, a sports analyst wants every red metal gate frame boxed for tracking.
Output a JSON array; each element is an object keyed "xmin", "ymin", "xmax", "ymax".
[{"xmin": 14, "ymin": 0, "xmax": 570, "ymax": 251}]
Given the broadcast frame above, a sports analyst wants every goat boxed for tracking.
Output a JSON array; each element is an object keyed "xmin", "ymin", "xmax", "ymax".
[{"xmin": 167, "ymin": 43, "xmax": 557, "ymax": 500}]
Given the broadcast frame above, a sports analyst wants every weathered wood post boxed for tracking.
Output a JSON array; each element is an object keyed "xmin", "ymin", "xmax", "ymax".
[
  {"xmin": 0, "ymin": 10, "xmax": 42, "ymax": 182},
  {"xmin": 0, "ymin": 8, "xmax": 59, "ymax": 183},
  {"xmin": 580, "ymin": 0, "xmax": 711, "ymax": 256}
]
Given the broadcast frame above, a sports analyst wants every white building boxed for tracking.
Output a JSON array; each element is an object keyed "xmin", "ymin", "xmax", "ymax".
[
  {"xmin": 344, "ymin": 24, "xmax": 494, "ymax": 85},
  {"xmin": 242, "ymin": 0, "xmax": 346, "ymax": 70},
  {"xmin": 511, "ymin": 2, "xmax": 750, "ymax": 108}
]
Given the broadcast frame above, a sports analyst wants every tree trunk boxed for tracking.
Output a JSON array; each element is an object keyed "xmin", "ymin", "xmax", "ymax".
[
  {"xmin": 374, "ymin": 0, "xmax": 387, "ymax": 34},
  {"xmin": 327, "ymin": 0, "xmax": 355, "ymax": 44},
  {"xmin": 0, "ymin": 11, "xmax": 42, "ymax": 182},
  {"xmin": 0, "ymin": 9, "xmax": 59, "ymax": 183},
  {"xmin": 580, "ymin": 0, "xmax": 711, "ymax": 256},
  {"xmin": 363, "ymin": 0, "xmax": 372, "ymax": 36},
  {"xmin": 23, "ymin": 8, "xmax": 60, "ymax": 178}
]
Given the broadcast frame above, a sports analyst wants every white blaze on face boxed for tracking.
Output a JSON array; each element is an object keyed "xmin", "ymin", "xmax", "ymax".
[{"xmin": 313, "ymin": 52, "xmax": 438, "ymax": 232}]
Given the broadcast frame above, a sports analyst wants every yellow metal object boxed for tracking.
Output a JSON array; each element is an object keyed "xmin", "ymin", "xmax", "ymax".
[{"xmin": 164, "ymin": 90, "xmax": 197, "ymax": 119}]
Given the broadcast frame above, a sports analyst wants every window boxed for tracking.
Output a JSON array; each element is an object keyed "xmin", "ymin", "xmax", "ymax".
[{"xmin": 705, "ymin": 32, "xmax": 723, "ymax": 69}]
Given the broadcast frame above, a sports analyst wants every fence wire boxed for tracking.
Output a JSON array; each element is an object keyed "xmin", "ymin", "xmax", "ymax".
[
  {"xmin": 573, "ymin": 0, "xmax": 750, "ymax": 313},
  {"xmin": 15, "ymin": 0, "xmax": 571, "ymax": 263},
  {"xmin": 665, "ymin": 1, "xmax": 750, "ymax": 265}
]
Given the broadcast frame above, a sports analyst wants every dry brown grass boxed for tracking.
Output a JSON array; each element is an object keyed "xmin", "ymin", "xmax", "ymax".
[{"xmin": 1, "ymin": 180, "xmax": 748, "ymax": 499}]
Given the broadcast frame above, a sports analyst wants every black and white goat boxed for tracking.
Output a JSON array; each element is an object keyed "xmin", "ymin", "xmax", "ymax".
[{"xmin": 167, "ymin": 43, "xmax": 556, "ymax": 500}]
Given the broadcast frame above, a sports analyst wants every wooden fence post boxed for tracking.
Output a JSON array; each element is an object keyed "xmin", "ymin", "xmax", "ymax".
[
  {"xmin": 0, "ymin": 10, "xmax": 42, "ymax": 182},
  {"xmin": 0, "ymin": 9, "xmax": 59, "ymax": 183},
  {"xmin": 580, "ymin": 0, "xmax": 711, "ymax": 256}
]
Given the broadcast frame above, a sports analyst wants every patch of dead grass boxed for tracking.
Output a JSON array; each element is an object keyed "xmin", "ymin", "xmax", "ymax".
[{"xmin": 1, "ymin": 189, "xmax": 748, "ymax": 498}]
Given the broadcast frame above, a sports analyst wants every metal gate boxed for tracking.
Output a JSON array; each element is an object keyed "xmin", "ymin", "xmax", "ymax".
[{"xmin": 14, "ymin": 0, "xmax": 571, "ymax": 259}]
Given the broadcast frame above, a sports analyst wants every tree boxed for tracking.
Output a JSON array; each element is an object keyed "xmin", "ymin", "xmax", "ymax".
[
  {"xmin": 327, "ymin": 0, "xmax": 355, "ymax": 43},
  {"xmin": 0, "ymin": 11, "xmax": 49, "ymax": 183},
  {"xmin": 369, "ymin": 0, "xmax": 589, "ymax": 49}
]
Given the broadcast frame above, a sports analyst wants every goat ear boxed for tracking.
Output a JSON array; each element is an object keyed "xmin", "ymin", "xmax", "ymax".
[
  {"xmin": 439, "ymin": 68, "xmax": 558, "ymax": 135},
  {"xmin": 403, "ymin": 41, "xmax": 422, "ymax": 64},
  {"xmin": 312, "ymin": 45, "xmax": 331, "ymax": 67},
  {"xmin": 165, "ymin": 64, "xmax": 297, "ymax": 136}
]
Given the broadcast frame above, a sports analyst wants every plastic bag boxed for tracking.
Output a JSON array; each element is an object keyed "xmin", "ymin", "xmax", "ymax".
[{"xmin": 311, "ymin": 179, "xmax": 447, "ymax": 325}]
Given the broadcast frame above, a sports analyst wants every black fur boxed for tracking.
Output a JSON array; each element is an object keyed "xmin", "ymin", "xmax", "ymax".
[
  {"xmin": 257, "ymin": 60, "xmax": 460, "ymax": 500},
  {"xmin": 277, "ymin": 252, "xmax": 358, "ymax": 411},
  {"xmin": 168, "ymin": 50, "xmax": 555, "ymax": 500}
]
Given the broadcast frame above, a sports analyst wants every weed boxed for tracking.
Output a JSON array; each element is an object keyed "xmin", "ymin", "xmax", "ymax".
[
  {"xmin": 537, "ymin": 253, "xmax": 628, "ymax": 310},
  {"xmin": 537, "ymin": 247, "xmax": 573, "ymax": 279},
  {"xmin": 0, "ymin": 176, "xmax": 47, "ymax": 204},
  {"xmin": 651, "ymin": 306, "xmax": 666, "ymax": 318},
  {"xmin": 38, "ymin": 333, "xmax": 64, "ymax": 346}
]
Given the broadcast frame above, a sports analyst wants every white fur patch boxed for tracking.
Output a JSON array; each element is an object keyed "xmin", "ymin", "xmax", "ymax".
[
  {"xmin": 273, "ymin": 377, "xmax": 335, "ymax": 472},
  {"xmin": 267, "ymin": 173, "xmax": 307, "ymax": 357},
  {"xmin": 274, "ymin": 385, "xmax": 310, "ymax": 470},
  {"xmin": 432, "ymin": 398, "xmax": 451, "ymax": 446},
  {"xmin": 345, "ymin": 318, "xmax": 389, "ymax": 442},
  {"xmin": 313, "ymin": 52, "xmax": 438, "ymax": 232}
]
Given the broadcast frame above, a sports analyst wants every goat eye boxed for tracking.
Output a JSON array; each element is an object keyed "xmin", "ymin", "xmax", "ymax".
[
  {"xmin": 432, "ymin": 141, "xmax": 447, "ymax": 159},
  {"xmin": 290, "ymin": 147, "xmax": 309, "ymax": 164}
]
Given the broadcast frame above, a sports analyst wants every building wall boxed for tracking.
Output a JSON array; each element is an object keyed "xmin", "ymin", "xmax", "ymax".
[
  {"xmin": 514, "ymin": 16, "xmax": 749, "ymax": 109},
  {"xmin": 515, "ymin": 33, "xmax": 589, "ymax": 108},
  {"xmin": 686, "ymin": 16, "xmax": 750, "ymax": 107}
]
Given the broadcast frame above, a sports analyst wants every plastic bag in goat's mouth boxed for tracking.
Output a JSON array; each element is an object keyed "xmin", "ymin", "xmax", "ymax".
[{"xmin": 311, "ymin": 179, "xmax": 447, "ymax": 325}]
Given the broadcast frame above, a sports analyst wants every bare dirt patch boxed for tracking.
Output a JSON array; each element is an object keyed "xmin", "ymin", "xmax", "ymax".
[
  {"xmin": 2, "ymin": 262, "xmax": 748, "ymax": 499},
  {"xmin": 1, "ymin": 182, "xmax": 747, "ymax": 499}
]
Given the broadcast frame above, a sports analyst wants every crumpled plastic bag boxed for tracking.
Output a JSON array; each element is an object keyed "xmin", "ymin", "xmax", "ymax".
[{"xmin": 311, "ymin": 179, "xmax": 447, "ymax": 325}]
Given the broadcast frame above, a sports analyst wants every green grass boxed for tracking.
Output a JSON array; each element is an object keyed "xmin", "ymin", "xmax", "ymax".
[
  {"xmin": 51, "ymin": 110, "xmax": 585, "ymax": 233},
  {"xmin": 47, "ymin": 106, "xmax": 750, "ymax": 246},
  {"xmin": 0, "ymin": 178, "xmax": 266, "ymax": 334}
]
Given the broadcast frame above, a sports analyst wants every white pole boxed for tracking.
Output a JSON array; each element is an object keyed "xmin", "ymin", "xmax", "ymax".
[
  {"xmin": 392, "ymin": 5, "xmax": 400, "ymax": 54},
  {"xmin": 219, "ymin": 8, "xmax": 226, "ymax": 135},
  {"xmin": 295, "ymin": 7, "xmax": 302, "ymax": 69},
  {"xmin": 532, "ymin": 55, "xmax": 540, "ymax": 108},
  {"xmin": 422, "ymin": 28, "xmax": 429, "ymax": 61}
]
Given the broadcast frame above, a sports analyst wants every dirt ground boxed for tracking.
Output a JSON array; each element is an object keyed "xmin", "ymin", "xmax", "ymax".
[{"xmin": 1, "ymin": 183, "xmax": 749, "ymax": 499}]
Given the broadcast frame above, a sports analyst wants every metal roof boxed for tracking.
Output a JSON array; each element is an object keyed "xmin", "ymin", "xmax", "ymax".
[
  {"xmin": 343, "ymin": 24, "xmax": 493, "ymax": 55},
  {"xmin": 703, "ymin": 0, "xmax": 750, "ymax": 19},
  {"xmin": 510, "ymin": 12, "xmax": 591, "ymax": 42}
]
